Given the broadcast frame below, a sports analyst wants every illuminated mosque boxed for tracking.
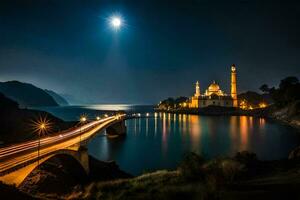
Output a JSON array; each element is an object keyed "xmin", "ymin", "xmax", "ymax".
[{"xmin": 188, "ymin": 64, "xmax": 238, "ymax": 108}]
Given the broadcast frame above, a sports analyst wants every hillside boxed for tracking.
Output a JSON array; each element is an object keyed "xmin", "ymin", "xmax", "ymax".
[
  {"xmin": 45, "ymin": 89, "xmax": 69, "ymax": 106},
  {"xmin": 0, "ymin": 81, "xmax": 58, "ymax": 107},
  {"xmin": 0, "ymin": 92, "xmax": 75, "ymax": 145}
]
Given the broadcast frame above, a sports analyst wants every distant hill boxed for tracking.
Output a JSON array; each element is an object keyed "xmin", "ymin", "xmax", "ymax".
[
  {"xmin": 45, "ymin": 89, "xmax": 69, "ymax": 106},
  {"xmin": 0, "ymin": 81, "xmax": 58, "ymax": 107}
]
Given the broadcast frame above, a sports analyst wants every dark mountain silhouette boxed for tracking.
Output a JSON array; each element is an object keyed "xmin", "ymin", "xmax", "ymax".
[
  {"xmin": 45, "ymin": 89, "xmax": 69, "ymax": 106},
  {"xmin": 0, "ymin": 81, "xmax": 58, "ymax": 107},
  {"xmin": 0, "ymin": 92, "xmax": 75, "ymax": 145},
  {"xmin": 0, "ymin": 92, "xmax": 19, "ymax": 109}
]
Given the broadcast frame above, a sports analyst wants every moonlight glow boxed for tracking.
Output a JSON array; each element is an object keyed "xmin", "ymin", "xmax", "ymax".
[{"xmin": 110, "ymin": 16, "xmax": 122, "ymax": 29}]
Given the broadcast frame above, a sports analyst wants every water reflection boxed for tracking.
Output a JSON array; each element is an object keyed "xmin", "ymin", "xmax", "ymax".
[
  {"xmin": 88, "ymin": 114, "xmax": 300, "ymax": 176},
  {"xmin": 241, "ymin": 117, "xmax": 248, "ymax": 149},
  {"xmin": 230, "ymin": 116, "xmax": 238, "ymax": 140},
  {"xmin": 134, "ymin": 118, "xmax": 137, "ymax": 135},
  {"xmin": 189, "ymin": 115, "xmax": 201, "ymax": 151},
  {"xmin": 259, "ymin": 118, "xmax": 266, "ymax": 130},
  {"xmin": 146, "ymin": 118, "xmax": 149, "ymax": 136},
  {"xmin": 154, "ymin": 113, "xmax": 158, "ymax": 136}
]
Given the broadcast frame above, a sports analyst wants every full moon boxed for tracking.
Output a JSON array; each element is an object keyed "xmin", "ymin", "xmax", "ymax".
[{"xmin": 111, "ymin": 16, "xmax": 121, "ymax": 29}]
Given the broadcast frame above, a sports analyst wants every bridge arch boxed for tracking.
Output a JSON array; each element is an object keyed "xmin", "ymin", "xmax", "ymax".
[{"xmin": 0, "ymin": 149, "xmax": 89, "ymax": 187}]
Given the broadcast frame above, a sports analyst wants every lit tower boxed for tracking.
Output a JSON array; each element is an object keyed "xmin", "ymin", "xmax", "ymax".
[
  {"xmin": 231, "ymin": 64, "xmax": 238, "ymax": 107},
  {"xmin": 195, "ymin": 81, "xmax": 200, "ymax": 97}
]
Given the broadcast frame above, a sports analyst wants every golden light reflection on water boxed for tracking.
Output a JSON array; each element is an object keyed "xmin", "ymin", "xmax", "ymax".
[
  {"xmin": 133, "ymin": 113, "xmax": 268, "ymax": 158},
  {"xmin": 239, "ymin": 116, "xmax": 249, "ymax": 150},
  {"xmin": 229, "ymin": 116, "xmax": 266, "ymax": 152},
  {"xmin": 162, "ymin": 112, "xmax": 169, "ymax": 156},
  {"xmin": 189, "ymin": 115, "xmax": 201, "ymax": 150},
  {"xmin": 259, "ymin": 118, "xmax": 266, "ymax": 129},
  {"xmin": 178, "ymin": 114, "xmax": 182, "ymax": 132},
  {"xmin": 230, "ymin": 116, "xmax": 238, "ymax": 140},
  {"xmin": 162, "ymin": 113, "xmax": 167, "ymax": 141},
  {"xmin": 182, "ymin": 114, "xmax": 187, "ymax": 133},
  {"xmin": 154, "ymin": 113, "xmax": 158, "ymax": 136},
  {"xmin": 173, "ymin": 113, "xmax": 176, "ymax": 131},
  {"xmin": 249, "ymin": 117, "xmax": 253, "ymax": 129}
]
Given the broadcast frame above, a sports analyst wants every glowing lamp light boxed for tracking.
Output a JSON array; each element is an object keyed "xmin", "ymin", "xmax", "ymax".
[
  {"xmin": 80, "ymin": 116, "xmax": 87, "ymax": 123},
  {"xmin": 31, "ymin": 116, "xmax": 51, "ymax": 135},
  {"xmin": 96, "ymin": 116, "xmax": 100, "ymax": 120},
  {"xmin": 259, "ymin": 102, "xmax": 267, "ymax": 108},
  {"xmin": 40, "ymin": 123, "xmax": 46, "ymax": 130}
]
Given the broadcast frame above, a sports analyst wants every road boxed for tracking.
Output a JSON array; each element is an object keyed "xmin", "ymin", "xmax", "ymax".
[{"xmin": 0, "ymin": 115, "xmax": 123, "ymax": 174}]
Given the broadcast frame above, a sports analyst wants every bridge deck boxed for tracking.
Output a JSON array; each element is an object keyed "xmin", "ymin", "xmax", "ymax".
[{"xmin": 0, "ymin": 115, "xmax": 125, "ymax": 175}]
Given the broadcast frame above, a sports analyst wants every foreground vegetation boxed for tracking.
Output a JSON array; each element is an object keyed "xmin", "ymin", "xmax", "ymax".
[{"xmin": 65, "ymin": 151, "xmax": 300, "ymax": 200}]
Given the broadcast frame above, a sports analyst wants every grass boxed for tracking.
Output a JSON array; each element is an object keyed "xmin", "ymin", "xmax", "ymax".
[
  {"xmin": 70, "ymin": 170, "xmax": 212, "ymax": 200},
  {"xmin": 69, "ymin": 153, "xmax": 246, "ymax": 200},
  {"xmin": 65, "ymin": 151, "xmax": 300, "ymax": 200}
]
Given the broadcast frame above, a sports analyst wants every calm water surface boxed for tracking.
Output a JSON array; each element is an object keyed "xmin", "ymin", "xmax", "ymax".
[{"xmin": 38, "ymin": 105, "xmax": 300, "ymax": 175}]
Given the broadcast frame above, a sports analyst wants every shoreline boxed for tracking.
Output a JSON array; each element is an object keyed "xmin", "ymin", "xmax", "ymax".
[{"xmin": 154, "ymin": 106, "xmax": 300, "ymax": 130}]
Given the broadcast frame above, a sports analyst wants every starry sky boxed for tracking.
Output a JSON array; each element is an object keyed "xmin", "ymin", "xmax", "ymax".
[{"xmin": 0, "ymin": 0, "xmax": 299, "ymax": 104}]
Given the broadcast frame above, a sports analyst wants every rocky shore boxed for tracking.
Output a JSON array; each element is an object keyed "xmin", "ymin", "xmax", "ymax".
[{"xmin": 269, "ymin": 101, "xmax": 300, "ymax": 129}]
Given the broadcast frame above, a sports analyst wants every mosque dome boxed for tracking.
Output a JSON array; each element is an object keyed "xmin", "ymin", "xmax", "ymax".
[{"xmin": 208, "ymin": 81, "xmax": 220, "ymax": 92}]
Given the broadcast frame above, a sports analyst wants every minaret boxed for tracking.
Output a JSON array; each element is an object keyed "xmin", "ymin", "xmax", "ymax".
[
  {"xmin": 231, "ymin": 64, "xmax": 238, "ymax": 107},
  {"xmin": 195, "ymin": 81, "xmax": 200, "ymax": 97}
]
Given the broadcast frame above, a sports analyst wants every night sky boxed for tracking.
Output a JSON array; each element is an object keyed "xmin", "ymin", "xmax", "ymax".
[{"xmin": 0, "ymin": 0, "xmax": 299, "ymax": 104}]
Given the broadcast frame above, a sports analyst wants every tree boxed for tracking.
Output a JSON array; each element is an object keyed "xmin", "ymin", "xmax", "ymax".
[
  {"xmin": 259, "ymin": 84, "xmax": 270, "ymax": 93},
  {"xmin": 279, "ymin": 76, "xmax": 299, "ymax": 90},
  {"xmin": 263, "ymin": 76, "xmax": 300, "ymax": 107}
]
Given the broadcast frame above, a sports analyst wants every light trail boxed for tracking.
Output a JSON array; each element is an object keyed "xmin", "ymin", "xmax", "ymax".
[{"xmin": 0, "ymin": 115, "xmax": 125, "ymax": 173}]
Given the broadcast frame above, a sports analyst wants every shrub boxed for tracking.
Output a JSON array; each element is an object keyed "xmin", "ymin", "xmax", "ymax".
[
  {"xmin": 178, "ymin": 152, "xmax": 205, "ymax": 180},
  {"xmin": 234, "ymin": 151, "xmax": 258, "ymax": 166},
  {"xmin": 203, "ymin": 158, "xmax": 245, "ymax": 184}
]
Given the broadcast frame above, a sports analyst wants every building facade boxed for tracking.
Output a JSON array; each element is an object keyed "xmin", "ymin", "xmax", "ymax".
[{"xmin": 188, "ymin": 64, "xmax": 238, "ymax": 108}]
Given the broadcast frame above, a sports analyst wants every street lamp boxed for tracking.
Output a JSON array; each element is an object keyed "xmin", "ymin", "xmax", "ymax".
[
  {"xmin": 31, "ymin": 116, "xmax": 51, "ymax": 178},
  {"xmin": 79, "ymin": 116, "xmax": 87, "ymax": 145}
]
